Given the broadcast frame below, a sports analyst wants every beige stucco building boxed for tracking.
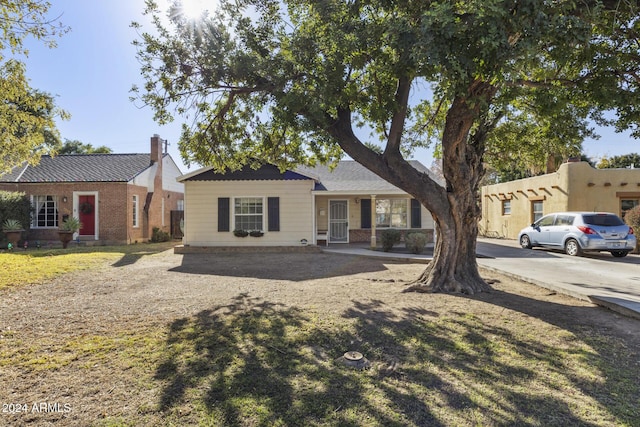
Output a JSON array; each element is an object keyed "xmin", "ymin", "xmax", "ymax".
[{"xmin": 480, "ymin": 161, "xmax": 640, "ymax": 239}]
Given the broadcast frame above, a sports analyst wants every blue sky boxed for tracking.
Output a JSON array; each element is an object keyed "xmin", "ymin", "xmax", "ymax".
[{"xmin": 18, "ymin": 1, "xmax": 638, "ymax": 174}]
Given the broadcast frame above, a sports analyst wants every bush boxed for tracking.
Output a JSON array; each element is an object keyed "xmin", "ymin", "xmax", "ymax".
[
  {"xmin": 624, "ymin": 206, "xmax": 640, "ymax": 253},
  {"xmin": 380, "ymin": 229, "xmax": 401, "ymax": 252},
  {"xmin": 151, "ymin": 227, "xmax": 171, "ymax": 242},
  {"xmin": 0, "ymin": 191, "xmax": 31, "ymax": 232},
  {"xmin": 405, "ymin": 232, "xmax": 427, "ymax": 254}
]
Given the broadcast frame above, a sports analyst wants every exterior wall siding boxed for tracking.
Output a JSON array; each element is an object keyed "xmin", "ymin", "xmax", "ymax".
[
  {"xmin": 183, "ymin": 180, "xmax": 315, "ymax": 246},
  {"xmin": 480, "ymin": 161, "xmax": 640, "ymax": 239}
]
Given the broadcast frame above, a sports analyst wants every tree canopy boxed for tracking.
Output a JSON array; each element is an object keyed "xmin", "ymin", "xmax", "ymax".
[
  {"xmin": 134, "ymin": 0, "xmax": 639, "ymax": 293},
  {"xmin": 58, "ymin": 139, "xmax": 113, "ymax": 155},
  {"xmin": 597, "ymin": 153, "xmax": 640, "ymax": 169},
  {"xmin": 0, "ymin": 0, "xmax": 69, "ymax": 173}
]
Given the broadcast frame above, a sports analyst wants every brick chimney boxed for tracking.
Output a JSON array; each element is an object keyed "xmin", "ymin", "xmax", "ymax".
[{"xmin": 150, "ymin": 134, "xmax": 163, "ymax": 165}]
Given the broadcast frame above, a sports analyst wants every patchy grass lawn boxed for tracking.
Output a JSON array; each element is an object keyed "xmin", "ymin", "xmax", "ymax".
[
  {"xmin": 1, "ymin": 250, "xmax": 639, "ymax": 426},
  {"xmin": 0, "ymin": 242, "xmax": 176, "ymax": 290}
]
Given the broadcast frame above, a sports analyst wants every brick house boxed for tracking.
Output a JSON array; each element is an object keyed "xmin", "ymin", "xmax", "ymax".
[{"xmin": 0, "ymin": 135, "xmax": 184, "ymax": 245}]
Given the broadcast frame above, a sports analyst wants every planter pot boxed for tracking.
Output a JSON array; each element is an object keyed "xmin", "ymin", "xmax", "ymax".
[
  {"xmin": 58, "ymin": 231, "xmax": 75, "ymax": 249},
  {"xmin": 3, "ymin": 230, "xmax": 24, "ymax": 248}
]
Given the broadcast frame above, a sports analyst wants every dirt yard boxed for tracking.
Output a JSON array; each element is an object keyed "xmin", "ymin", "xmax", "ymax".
[{"xmin": 1, "ymin": 249, "xmax": 639, "ymax": 426}]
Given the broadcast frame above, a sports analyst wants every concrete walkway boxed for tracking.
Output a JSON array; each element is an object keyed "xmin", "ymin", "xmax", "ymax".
[{"xmin": 323, "ymin": 239, "xmax": 640, "ymax": 320}]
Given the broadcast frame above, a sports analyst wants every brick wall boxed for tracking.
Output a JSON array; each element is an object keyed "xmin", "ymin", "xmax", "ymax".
[{"xmin": 349, "ymin": 228, "xmax": 434, "ymax": 243}]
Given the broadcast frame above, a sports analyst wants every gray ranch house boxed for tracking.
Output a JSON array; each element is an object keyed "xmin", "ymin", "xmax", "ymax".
[{"xmin": 177, "ymin": 160, "xmax": 438, "ymax": 249}]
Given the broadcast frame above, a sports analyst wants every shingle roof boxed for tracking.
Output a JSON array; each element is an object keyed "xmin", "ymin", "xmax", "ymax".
[
  {"xmin": 181, "ymin": 163, "xmax": 311, "ymax": 182},
  {"xmin": 0, "ymin": 154, "xmax": 155, "ymax": 183},
  {"xmin": 179, "ymin": 160, "xmax": 440, "ymax": 193},
  {"xmin": 296, "ymin": 160, "xmax": 439, "ymax": 192}
]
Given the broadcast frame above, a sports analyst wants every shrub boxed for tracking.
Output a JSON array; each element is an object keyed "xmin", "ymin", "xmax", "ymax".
[
  {"xmin": 380, "ymin": 229, "xmax": 401, "ymax": 252},
  {"xmin": 0, "ymin": 191, "xmax": 31, "ymax": 232},
  {"xmin": 2, "ymin": 219, "xmax": 23, "ymax": 231},
  {"xmin": 151, "ymin": 227, "xmax": 171, "ymax": 242},
  {"xmin": 405, "ymin": 232, "xmax": 427, "ymax": 254},
  {"xmin": 624, "ymin": 206, "xmax": 640, "ymax": 253}
]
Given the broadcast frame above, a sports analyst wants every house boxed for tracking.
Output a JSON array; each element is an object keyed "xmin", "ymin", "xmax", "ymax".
[
  {"xmin": 177, "ymin": 160, "xmax": 438, "ymax": 249},
  {"xmin": 480, "ymin": 160, "xmax": 640, "ymax": 239},
  {"xmin": 0, "ymin": 135, "xmax": 184, "ymax": 245}
]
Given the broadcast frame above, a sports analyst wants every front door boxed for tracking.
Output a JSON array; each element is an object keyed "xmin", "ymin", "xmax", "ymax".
[
  {"xmin": 329, "ymin": 200, "xmax": 348, "ymax": 243},
  {"xmin": 78, "ymin": 195, "xmax": 96, "ymax": 236}
]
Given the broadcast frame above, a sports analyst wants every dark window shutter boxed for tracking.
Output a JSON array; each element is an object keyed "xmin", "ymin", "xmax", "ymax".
[
  {"xmin": 268, "ymin": 197, "xmax": 280, "ymax": 231},
  {"xmin": 360, "ymin": 198, "xmax": 371, "ymax": 229},
  {"xmin": 411, "ymin": 199, "xmax": 421, "ymax": 228},
  {"xmin": 218, "ymin": 197, "xmax": 230, "ymax": 232}
]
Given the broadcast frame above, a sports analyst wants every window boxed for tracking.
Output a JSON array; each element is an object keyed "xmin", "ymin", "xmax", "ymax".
[
  {"xmin": 536, "ymin": 215, "xmax": 555, "ymax": 227},
  {"xmin": 532, "ymin": 201, "xmax": 543, "ymax": 223},
  {"xmin": 177, "ymin": 200, "xmax": 184, "ymax": 211},
  {"xmin": 554, "ymin": 214, "xmax": 574, "ymax": 226},
  {"xmin": 234, "ymin": 197, "xmax": 263, "ymax": 231},
  {"xmin": 132, "ymin": 195, "xmax": 139, "ymax": 228},
  {"xmin": 375, "ymin": 199, "xmax": 408, "ymax": 228},
  {"xmin": 502, "ymin": 200, "xmax": 511, "ymax": 215},
  {"xmin": 32, "ymin": 195, "xmax": 58, "ymax": 228},
  {"xmin": 621, "ymin": 199, "xmax": 639, "ymax": 219}
]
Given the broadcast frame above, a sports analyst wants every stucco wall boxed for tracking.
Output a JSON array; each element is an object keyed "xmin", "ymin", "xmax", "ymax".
[
  {"xmin": 480, "ymin": 162, "xmax": 640, "ymax": 239},
  {"xmin": 183, "ymin": 180, "xmax": 315, "ymax": 246}
]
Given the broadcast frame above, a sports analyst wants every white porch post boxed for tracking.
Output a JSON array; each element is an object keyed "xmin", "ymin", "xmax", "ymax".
[{"xmin": 370, "ymin": 195, "xmax": 376, "ymax": 249}]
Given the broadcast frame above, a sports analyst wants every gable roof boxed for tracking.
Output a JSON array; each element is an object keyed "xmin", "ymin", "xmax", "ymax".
[
  {"xmin": 0, "ymin": 154, "xmax": 158, "ymax": 183},
  {"xmin": 179, "ymin": 163, "xmax": 313, "ymax": 182},
  {"xmin": 178, "ymin": 160, "xmax": 440, "ymax": 194}
]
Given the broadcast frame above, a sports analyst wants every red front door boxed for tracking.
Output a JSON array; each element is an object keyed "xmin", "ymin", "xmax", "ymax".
[{"xmin": 78, "ymin": 195, "xmax": 95, "ymax": 236}]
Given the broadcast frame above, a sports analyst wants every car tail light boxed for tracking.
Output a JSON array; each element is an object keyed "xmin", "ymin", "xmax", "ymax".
[
  {"xmin": 577, "ymin": 225, "xmax": 597, "ymax": 235},
  {"xmin": 630, "ymin": 227, "xmax": 635, "ymax": 235}
]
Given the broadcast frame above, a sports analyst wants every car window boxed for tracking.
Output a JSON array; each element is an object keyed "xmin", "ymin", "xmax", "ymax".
[
  {"xmin": 582, "ymin": 214, "xmax": 624, "ymax": 226},
  {"xmin": 536, "ymin": 215, "xmax": 555, "ymax": 227},
  {"xmin": 554, "ymin": 215, "xmax": 574, "ymax": 226}
]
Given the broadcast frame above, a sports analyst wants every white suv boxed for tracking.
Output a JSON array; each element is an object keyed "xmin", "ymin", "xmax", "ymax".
[{"xmin": 517, "ymin": 212, "xmax": 636, "ymax": 257}]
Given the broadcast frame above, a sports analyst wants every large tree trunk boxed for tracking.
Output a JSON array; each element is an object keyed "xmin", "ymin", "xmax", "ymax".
[
  {"xmin": 328, "ymin": 81, "xmax": 495, "ymax": 294},
  {"xmin": 406, "ymin": 206, "xmax": 489, "ymax": 294},
  {"xmin": 407, "ymin": 81, "xmax": 495, "ymax": 294}
]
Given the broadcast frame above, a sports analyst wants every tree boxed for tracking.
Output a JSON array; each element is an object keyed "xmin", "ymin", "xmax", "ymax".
[
  {"xmin": 0, "ymin": 0, "xmax": 69, "ymax": 173},
  {"xmin": 59, "ymin": 139, "xmax": 112, "ymax": 154},
  {"xmin": 133, "ymin": 0, "xmax": 639, "ymax": 294},
  {"xmin": 596, "ymin": 153, "xmax": 640, "ymax": 169}
]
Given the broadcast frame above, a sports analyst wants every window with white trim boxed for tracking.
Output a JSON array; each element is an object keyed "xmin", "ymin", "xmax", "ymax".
[
  {"xmin": 32, "ymin": 195, "xmax": 58, "ymax": 228},
  {"xmin": 132, "ymin": 195, "xmax": 139, "ymax": 228},
  {"xmin": 502, "ymin": 200, "xmax": 511, "ymax": 215},
  {"xmin": 375, "ymin": 199, "xmax": 408, "ymax": 228},
  {"xmin": 234, "ymin": 197, "xmax": 264, "ymax": 231}
]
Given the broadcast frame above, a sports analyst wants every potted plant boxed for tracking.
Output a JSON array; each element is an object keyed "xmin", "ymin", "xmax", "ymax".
[
  {"xmin": 233, "ymin": 229, "xmax": 249, "ymax": 237},
  {"xmin": 2, "ymin": 219, "xmax": 24, "ymax": 248},
  {"xmin": 249, "ymin": 230, "xmax": 264, "ymax": 237},
  {"xmin": 59, "ymin": 217, "xmax": 82, "ymax": 249}
]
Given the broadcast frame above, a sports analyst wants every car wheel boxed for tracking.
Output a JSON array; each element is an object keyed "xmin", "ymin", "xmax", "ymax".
[
  {"xmin": 520, "ymin": 235, "xmax": 532, "ymax": 249},
  {"xmin": 564, "ymin": 239, "xmax": 582, "ymax": 256},
  {"xmin": 611, "ymin": 250, "xmax": 628, "ymax": 258}
]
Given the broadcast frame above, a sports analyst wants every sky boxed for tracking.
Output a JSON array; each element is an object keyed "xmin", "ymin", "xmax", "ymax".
[{"xmin": 16, "ymin": 1, "xmax": 639, "ymax": 175}]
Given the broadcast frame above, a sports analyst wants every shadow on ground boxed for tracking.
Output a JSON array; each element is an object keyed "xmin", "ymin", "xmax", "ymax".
[
  {"xmin": 169, "ymin": 252, "xmax": 394, "ymax": 281},
  {"xmin": 152, "ymin": 291, "xmax": 640, "ymax": 426}
]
